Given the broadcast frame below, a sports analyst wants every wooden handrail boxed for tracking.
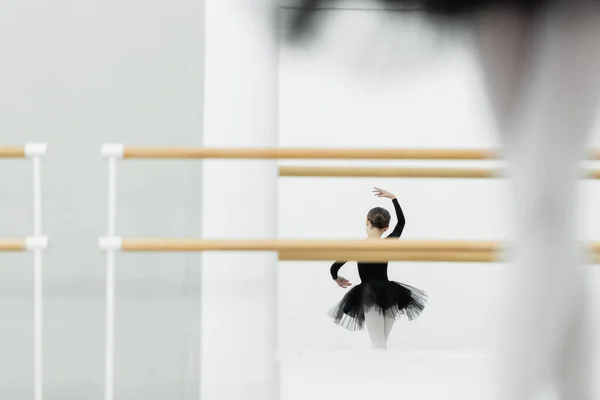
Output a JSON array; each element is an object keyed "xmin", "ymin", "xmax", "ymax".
[
  {"xmin": 278, "ymin": 250, "xmax": 498, "ymax": 262},
  {"xmin": 120, "ymin": 239, "xmax": 501, "ymax": 252},
  {"xmin": 279, "ymin": 166, "xmax": 600, "ymax": 179},
  {"xmin": 121, "ymin": 147, "xmax": 498, "ymax": 160},
  {"xmin": 117, "ymin": 147, "xmax": 600, "ymax": 160},
  {"xmin": 0, "ymin": 239, "xmax": 27, "ymax": 251},
  {"xmin": 279, "ymin": 166, "xmax": 499, "ymax": 178},
  {"xmin": 0, "ymin": 147, "xmax": 26, "ymax": 158}
]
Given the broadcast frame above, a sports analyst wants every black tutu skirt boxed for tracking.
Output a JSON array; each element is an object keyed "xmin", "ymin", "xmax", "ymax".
[{"xmin": 328, "ymin": 280, "xmax": 428, "ymax": 331}]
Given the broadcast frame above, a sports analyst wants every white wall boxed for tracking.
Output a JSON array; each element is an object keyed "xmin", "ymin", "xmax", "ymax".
[
  {"xmin": 0, "ymin": 1, "xmax": 203, "ymax": 398},
  {"xmin": 276, "ymin": 7, "xmax": 600, "ymax": 356},
  {"xmin": 200, "ymin": 1, "xmax": 279, "ymax": 399}
]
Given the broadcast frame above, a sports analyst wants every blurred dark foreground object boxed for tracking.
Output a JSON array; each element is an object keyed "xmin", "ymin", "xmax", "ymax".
[{"xmin": 287, "ymin": 0, "xmax": 566, "ymax": 40}]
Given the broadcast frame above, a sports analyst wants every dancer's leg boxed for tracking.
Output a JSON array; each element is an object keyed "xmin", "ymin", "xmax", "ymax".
[
  {"xmin": 473, "ymin": 7, "xmax": 534, "ymax": 135},
  {"xmin": 364, "ymin": 308, "xmax": 387, "ymax": 349},
  {"xmin": 383, "ymin": 315, "xmax": 395, "ymax": 343},
  {"xmin": 474, "ymin": 5, "xmax": 600, "ymax": 399}
]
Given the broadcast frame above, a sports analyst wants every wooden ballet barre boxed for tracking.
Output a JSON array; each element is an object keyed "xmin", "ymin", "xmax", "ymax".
[
  {"xmin": 0, "ymin": 239, "xmax": 27, "ymax": 251},
  {"xmin": 102, "ymin": 146, "xmax": 600, "ymax": 160},
  {"xmin": 99, "ymin": 238, "xmax": 600, "ymax": 258},
  {"xmin": 0, "ymin": 237, "xmax": 48, "ymax": 252},
  {"xmin": 97, "ymin": 238, "xmax": 600, "ymax": 262},
  {"xmin": 0, "ymin": 144, "xmax": 47, "ymax": 159},
  {"xmin": 0, "ymin": 146, "xmax": 26, "ymax": 158},
  {"xmin": 118, "ymin": 147, "xmax": 499, "ymax": 160},
  {"xmin": 107, "ymin": 239, "xmax": 502, "ymax": 252},
  {"xmin": 278, "ymin": 250, "xmax": 499, "ymax": 262},
  {"xmin": 279, "ymin": 166, "xmax": 600, "ymax": 179},
  {"xmin": 279, "ymin": 249, "xmax": 600, "ymax": 263},
  {"xmin": 102, "ymin": 238, "xmax": 600, "ymax": 253},
  {"xmin": 280, "ymin": 166, "xmax": 498, "ymax": 178}
]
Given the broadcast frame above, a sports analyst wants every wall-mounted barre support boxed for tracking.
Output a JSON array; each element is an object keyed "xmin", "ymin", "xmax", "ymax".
[
  {"xmin": 1, "ymin": 142, "xmax": 48, "ymax": 400},
  {"xmin": 100, "ymin": 144, "xmax": 600, "ymax": 160},
  {"xmin": 279, "ymin": 166, "xmax": 600, "ymax": 179},
  {"xmin": 102, "ymin": 147, "xmax": 118, "ymax": 400}
]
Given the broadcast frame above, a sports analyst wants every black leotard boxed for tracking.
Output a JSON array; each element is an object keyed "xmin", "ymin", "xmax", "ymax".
[{"xmin": 330, "ymin": 198, "xmax": 405, "ymax": 282}]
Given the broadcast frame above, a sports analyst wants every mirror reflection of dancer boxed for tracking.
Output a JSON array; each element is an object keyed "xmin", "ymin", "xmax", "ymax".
[{"xmin": 328, "ymin": 187, "xmax": 428, "ymax": 349}]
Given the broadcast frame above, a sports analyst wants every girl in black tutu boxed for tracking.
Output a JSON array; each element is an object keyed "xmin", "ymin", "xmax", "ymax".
[{"xmin": 328, "ymin": 187, "xmax": 427, "ymax": 349}]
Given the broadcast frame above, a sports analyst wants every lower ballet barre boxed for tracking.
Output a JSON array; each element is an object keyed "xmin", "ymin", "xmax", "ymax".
[
  {"xmin": 98, "ymin": 238, "xmax": 600, "ymax": 262},
  {"xmin": 278, "ymin": 250, "xmax": 498, "ymax": 262},
  {"xmin": 100, "ymin": 238, "xmax": 501, "ymax": 252},
  {"xmin": 0, "ymin": 239, "xmax": 29, "ymax": 251}
]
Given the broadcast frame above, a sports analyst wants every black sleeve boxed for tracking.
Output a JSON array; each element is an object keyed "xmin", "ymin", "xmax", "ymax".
[
  {"xmin": 385, "ymin": 198, "xmax": 406, "ymax": 239},
  {"xmin": 330, "ymin": 261, "xmax": 347, "ymax": 280}
]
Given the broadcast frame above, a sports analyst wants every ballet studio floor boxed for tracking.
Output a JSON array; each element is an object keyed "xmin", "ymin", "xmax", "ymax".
[{"xmin": 278, "ymin": 350, "xmax": 496, "ymax": 400}]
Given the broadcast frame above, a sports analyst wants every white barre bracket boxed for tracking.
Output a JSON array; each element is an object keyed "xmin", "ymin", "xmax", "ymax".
[
  {"xmin": 101, "ymin": 144, "xmax": 125, "ymax": 159},
  {"xmin": 25, "ymin": 143, "xmax": 48, "ymax": 158},
  {"xmin": 99, "ymin": 236, "xmax": 123, "ymax": 251},
  {"xmin": 26, "ymin": 236, "xmax": 49, "ymax": 251}
]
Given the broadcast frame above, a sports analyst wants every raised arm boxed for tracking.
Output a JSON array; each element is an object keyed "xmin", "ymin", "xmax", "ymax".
[
  {"xmin": 373, "ymin": 187, "xmax": 405, "ymax": 239},
  {"xmin": 385, "ymin": 198, "xmax": 406, "ymax": 239}
]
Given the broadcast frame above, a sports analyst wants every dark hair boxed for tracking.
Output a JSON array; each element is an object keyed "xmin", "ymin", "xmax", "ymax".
[{"xmin": 367, "ymin": 207, "xmax": 391, "ymax": 230}]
